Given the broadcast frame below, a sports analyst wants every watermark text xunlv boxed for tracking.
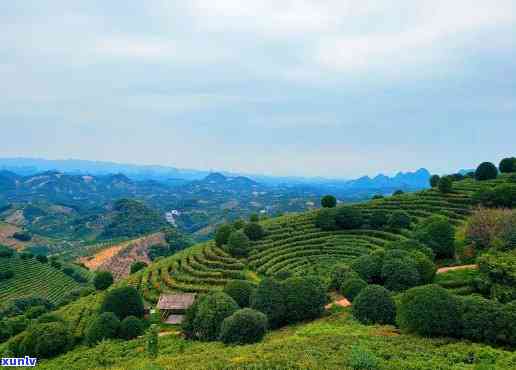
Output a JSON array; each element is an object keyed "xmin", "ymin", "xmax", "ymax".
[{"xmin": 1, "ymin": 357, "xmax": 38, "ymax": 367}]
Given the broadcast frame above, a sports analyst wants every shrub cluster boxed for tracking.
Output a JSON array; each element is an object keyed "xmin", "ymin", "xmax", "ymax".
[
  {"xmin": 93, "ymin": 271, "xmax": 114, "ymax": 290},
  {"xmin": 223, "ymin": 280, "xmax": 257, "ymax": 308},
  {"xmin": 499, "ymin": 157, "xmax": 516, "ymax": 173},
  {"xmin": 219, "ymin": 308, "xmax": 268, "ymax": 344},
  {"xmin": 473, "ymin": 184, "xmax": 516, "ymax": 208},
  {"xmin": 352, "ymin": 285, "xmax": 396, "ymax": 325},
  {"xmin": 321, "ymin": 195, "xmax": 337, "ymax": 208},
  {"xmin": 415, "ymin": 215, "xmax": 455, "ymax": 259},
  {"xmin": 315, "ymin": 206, "xmax": 364, "ymax": 231},
  {"xmin": 226, "ymin": 230, "xmax": 251, "ymax": 257},
  {"xmin": 182, "ymin": 292, "xmax": 239, "ymax": 341},
  {"xmin": 100, "ymin": 287, "xmax": 145, "ymax": 320},
  {"xmin": 250, "ymin": 276, "xmax": 326, "ymax": 329},
  {"xmin": 475, "ymin": 162, "xmax": 498, "ymax": 181}
]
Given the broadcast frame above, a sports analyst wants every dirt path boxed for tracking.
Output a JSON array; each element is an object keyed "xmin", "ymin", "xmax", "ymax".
[
  {"xmin": 436, "ymin": 264, "xmax": 478, "ymax": 274},
  {"xmin": 325, "ymin": 294, "xmax": 351, "ymax": 309}
]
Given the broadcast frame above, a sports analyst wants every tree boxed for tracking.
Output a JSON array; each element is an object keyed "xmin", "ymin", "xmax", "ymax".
[
  {"xmin": 369, "ymin": 210, "xmax": 389, "ymax": 229},
  {"xmin": 130, "ymin": 261, "xmax": 148, "ymax": 274},
  {"xmin": 243, "ymin": 222, "xmax": 265, "ymax": 241},
  {"xmin": 100, "ymin": 286, "xmax": 144, "ymax": 320},
  {"xmin": 224, "ymin": 280, "xmax": 256, "ymax": 308},
  {"xmin": 315, "ymin": 208, "xmax": 337, "ymax": 231},
  {"xmin": 340, "ymin": 278, "xmax": 368, "ymax": 302},
  {"xmin": 410, "ymin": 251, "xmax": 437, "ymax": 284},
  {"xmin": 381, "ymin": 258, "xmax": 420, "ymax": 292},
  {"xmin": 227, "ymin": 230, "xmax": 251, "ymax": 257},
  {"xmin": 119, "ymin": 316, "xmax": 145, "ymax": 340},
  {"xmin": 193, "ymin": 292, "xmax": 239, "ymax": 341},
  {"xmin": 0, "ymin": 245, "xmax": 14, "ymax": 258},
  {"xmin": 352, "ymin": 285, "xmax": 396, "ymax": 325},
  {"xmin": 438, "ymin": 176, "xmax": 453, "ymax": 193},
  {"xmin": 491, "ymin": 184, "xmax": 516, "ymax": 208},
  {"xmin": 475, "ymin": 162, "xmax": 498, "ymax": 181},
  {"xmin": 465, "ymin": 208, "xmax": 513, "ymax": 250},
  {"xmin": 329, "ymin": 263, "xmax": 358, "ymax": 290},
  {"xmin": 397, "ymin": 285, "xmax": 461, "ymax": 337},
  {"xmin": 460, "ymin": 296, "xmax": 503, "ymax": 344},
  {"xmin": 283, "ymin": 276, "xmax": 326, "ymax": 324},
  {"xmin": 93, "ymin": 271, "xmax": 114, "ymax": 291},
  {"xmin": 335, "ymin": 207, "xmax": 363, "ymax": 230},
  {"xmin": 415, "ymin": 216, "xmax": 455, "ymax": 259},
  {"xmin": 247, "ymin": 213, "xmax": 259, "ymax": 223},
  {"xmin": 13, "ymin": 231, "xmax": 32, "ymax": 242},
  {"xmin": 393, "ymin": 190, "xmax": 404, "ymax": 196},
  {"xmin": 86, "ymin": 312, "xmax": 120, "ymax": 345},
  {"xmin": 321, "ymin": 195, "xmax": 337, "ymax": 208},
  {"xmin": 219, "ymin": 308, "xmax": 268, "ymax": 344},
  {"xmin": 250, "ymin": 278, "xmax": 287, "ymax": 329},
  {"xmin": 430, "ymin": 175, "xmax": 440, "ymax": 188},
  {"xmin": 215, "ymin": 224, "xmax": 233, "ymax": 247},
  {"xmin": 19, "ymin": 322, "xmax": 71, "ymax": 358},
  {"xmin": 388, "ymin": 211, "xmax": 411, "ymax": 230},
  {"xmin": 36, "ymin": 255, "xmax": 48, "ymax": 263},
  {"xmin": 351, "ymin": 254, "xmax": 383, "ymax": 284},
  {"xmin": 499, "ymin": 157, "xmax": 516, "ymax": 173},
  {"xmin": 233, "ymin": 219, "xmax": 246, "ymax": 230},
  {"xmin": 146, "ymin": 324, "xmax": 159, "ymax": 358}
]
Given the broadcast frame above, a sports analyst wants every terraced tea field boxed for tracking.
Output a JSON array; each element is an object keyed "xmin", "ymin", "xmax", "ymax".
[
  {"xmin": 127, "ymin": 176, "xmax": 512, "ymax": 303},
  {"xmin": 0, "ymin": 257, "xmax": 81, "ymax": 305}
]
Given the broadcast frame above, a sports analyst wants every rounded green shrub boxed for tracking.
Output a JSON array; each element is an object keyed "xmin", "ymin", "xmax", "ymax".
[
  {"xmin": 283, "ymin": 276, "xmax": 326, "ymax": 324},
  {"xmin": 243, "ymin": 222, "xmax": 265, "ymax": 241},
  {"xmin": 475, "ymin": 162, "xmax": 498, "ymax": 181},
  {"xmin": 224, "ymin": 280, "xmax": 257, "ymax": 308},
  {"xmin": 415, "ymin": 216, "xmax": 455, "ymax": 259},
  {"xmin": 397, "ymin": 284, "xmax": 461, "ymax": 337},
  {"xmin": 388, "ymin": 211, "xmax": 411, "ymax": 230},
  {"xmin": 219, "ymin": 308, "xmax": 268, "ymax": 344},
  {"xmin": 351, "ymin": 254, "xmax": 382, "ymax": 284},
  {"xmin": 352, "ymin": 285, "xmax": 396, "ymax": 325},
  {"xmin": 227, "ymin": 230, "xmax": 251, "ymax": 258},
  {"xmin": 381, "ymin": 258, "xmax": 420, "ymax": 292},
  {"xmin": 321, "ymin": 195, "xmax": 337, "ymax": 208},
  {"xmin": 193, "ymin": 292, "xmax": 239, "ymax": 341},
  {"xmin": 438, "ymin": 176, "xmax": 453, "ymax": 193},
  {"xmin": 329, "ymin": 263, "xmax": 358, "ymax": 290},
  {"xmin": 250, "ymin": 278, "xmax": 286, "ymax": 329},
  {"xmin": 86, "ymin": 312, "xmax": 120, "ymax": 345},
  {"xmin": 460, "ymin": 296, "xmax": 503, "ymax": 344},
  {"xmin": 315, "ymin": 208, "xmax": 337, "ymax": 231},
  {"xmin": 410, "ymin": 251, "xmax": 437, "ymax": 284},
  {"xmin": 369, "ymin": 210, "xmax": 389, "ymax": 230},
  {"xmin": 100, "ymin": 286, "xmax": 144, "ymax": 320},
  {"xmin": 341, "ymin": 278, "xmax": 368, "ymax": 302},
  {"xmin": 499, "ymin": 157, "xmax": 516, "ymax": 173},
  {"xmin": 429, "ymin": 174, "xmax": 440, "ymax": 188},
  {"xmin": 130, "ymin": 261, "xmax": 147, "ymax": 274},
  {"xmin": 215, "ymin": 224, "xmax": 233, "ymax": 247},
  {"xmin": 335, "ymin": 207, "xmax": 363, "ymax": 230},
  {"xmin": 119, "ymin": 316, "xmax": 144, "ymax": 340},
  {"xmin": 502, "ymin": 301, "xmax": 516, "ymax": 345},
  {"xmin": 93, "ymin": 271, "xmax": 114, "ymax": 290},
  {"xmin": 24, "ymin": 305, "xmax": 48, "ymax": 319},
  {"xmin": 19, "ymin": 322, "xmax": 71, "ymax": 358}
]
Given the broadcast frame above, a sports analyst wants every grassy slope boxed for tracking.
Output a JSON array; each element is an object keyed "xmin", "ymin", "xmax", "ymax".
[
  {"xmin": 37, "ymin": 308, "xmax": 516, "ymax": 370},
  {"xmin": 0, "ymin": 257, "xmax": 81, "ymax": 305}
]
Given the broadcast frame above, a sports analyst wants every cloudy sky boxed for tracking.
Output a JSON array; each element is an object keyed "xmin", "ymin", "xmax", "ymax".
[{"xmin": 1, "ymin": 1, "xmax": 515, "ymax": 178}]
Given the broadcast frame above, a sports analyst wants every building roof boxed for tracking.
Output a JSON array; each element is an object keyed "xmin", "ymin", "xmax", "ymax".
[{"xmin": 157, "ymin": 293, "xmax": 196, "ymax": 310}]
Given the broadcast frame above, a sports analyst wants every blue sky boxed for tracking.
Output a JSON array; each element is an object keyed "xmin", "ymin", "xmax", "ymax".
[{"xmin": 1, "ymin": 1, "xmax": 515, "ymax": 178}]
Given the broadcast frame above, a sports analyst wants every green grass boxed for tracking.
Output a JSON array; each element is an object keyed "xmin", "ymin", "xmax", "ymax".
[
  {"xmin": 32, "ymin": 309, "xmax": 516, "ymax": 370},
  {"xmin": 0, "ymin": 256, "xmax": 81, "ymax": 305}
]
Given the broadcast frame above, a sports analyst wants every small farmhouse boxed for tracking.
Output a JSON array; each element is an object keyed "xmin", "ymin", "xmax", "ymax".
[{"xmin": 157, "ymin": 293, "xmax": 196, "ymax": 324}]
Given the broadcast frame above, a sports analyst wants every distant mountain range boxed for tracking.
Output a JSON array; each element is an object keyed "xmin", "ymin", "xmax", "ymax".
[{"xmin": 0, "ymin": 157, "xmax": 434, "ymax": 190}]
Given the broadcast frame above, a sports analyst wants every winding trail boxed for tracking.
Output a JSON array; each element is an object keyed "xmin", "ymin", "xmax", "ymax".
[{"xmin": 436, "ymin": 264, "xmax": 478, "ymax": 274}]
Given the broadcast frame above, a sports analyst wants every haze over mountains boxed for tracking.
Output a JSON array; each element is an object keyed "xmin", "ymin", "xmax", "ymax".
[{"xmin": 0, "ymin": 157, "xmax": 434, "ymax": 191}]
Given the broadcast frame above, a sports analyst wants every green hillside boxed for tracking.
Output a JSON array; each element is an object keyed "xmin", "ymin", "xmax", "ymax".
[
  {"xmin": 0, "ymin": 256, "xmax": 82, "ymax": 305},
  {"xmin": 128, "ymin": 175, "xmax": 509, "ymax": 302}
]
